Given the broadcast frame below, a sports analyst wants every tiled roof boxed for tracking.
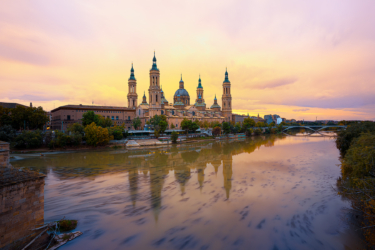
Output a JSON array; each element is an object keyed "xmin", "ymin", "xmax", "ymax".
[
  {"xmin": 0, "ymin": 166, "xmax": 45, "ymax": 187},
  {"xmin": 0, "ymin": 102, "xmax": 28, "ymax": 109}
]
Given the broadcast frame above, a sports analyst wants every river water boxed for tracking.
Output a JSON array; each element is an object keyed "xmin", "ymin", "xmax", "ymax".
[{"xmin": 11, "ymin": 135, "xmax": 364, "ymax": 250}]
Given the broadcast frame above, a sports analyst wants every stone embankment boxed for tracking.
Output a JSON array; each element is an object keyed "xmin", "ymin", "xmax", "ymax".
[{"xmin": 0, "ymin": 141, "xmax": 46, "ymax": 249}]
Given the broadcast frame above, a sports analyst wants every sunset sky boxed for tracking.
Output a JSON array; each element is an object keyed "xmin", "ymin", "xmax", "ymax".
[{"xmin": 1, "ymin": 0, "xmax": 375, "ymax": 120}]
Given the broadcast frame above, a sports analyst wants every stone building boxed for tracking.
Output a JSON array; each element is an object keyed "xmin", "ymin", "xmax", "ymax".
[
  {"xmin": 50, "ymin": 105, "xmax": 136, "ymax": 131},
  {"xmin": 135, "ymin": 53, "xmax": 232, "ymax": 129},
  {"xmin": 0, "ymin": 141, "xmax": 46, "ymax": 249}
]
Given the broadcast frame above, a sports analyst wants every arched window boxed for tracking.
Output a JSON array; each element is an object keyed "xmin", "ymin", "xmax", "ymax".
[
  {"xmin": 156, "ymin": 95, "xmax": 158, "ymax": 102},
  {"xmin": 185, "ymin": 100, "xmax": 187, "ymax": 104},
  {"xmin": 229, "ymin": 101, "xmax": 230, "ymax": 107},
  {"xmin": 133, "ymin": 100, "xmax": 135, "ymax": 106},
  {"xmin": 150, "ymin": 95, "xmax": 152, "ymax": 102},
  {"xmin": 139, "ymin": 109, "xmax": 140, "ymax": 115},
  {"xmin": 161, "ymin": 110, "xmax": 164, "ymax": 115},
  {"xmin": 224, "ymin": 102, "xmax": 226, "ymax": 107}
]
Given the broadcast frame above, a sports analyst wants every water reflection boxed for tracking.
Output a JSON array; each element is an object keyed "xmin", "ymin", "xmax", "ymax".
[{"xmin": 11, "ymin": 135, "xmax": 364, "ymax": 250}]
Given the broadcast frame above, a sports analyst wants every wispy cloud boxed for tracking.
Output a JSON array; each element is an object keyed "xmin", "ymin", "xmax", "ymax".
[
  {"xmin": 251, "ymin": 77, "xmax": 297, "ymax": 90},
  {"xmin": 293, "ymin": 108, "xmax": 310, "ymax": 112}
]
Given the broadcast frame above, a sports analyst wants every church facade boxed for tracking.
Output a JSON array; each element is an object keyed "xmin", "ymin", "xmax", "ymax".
[{"xmin": 131, "ymin": 53, "xmax": 232, "ymax": 129}]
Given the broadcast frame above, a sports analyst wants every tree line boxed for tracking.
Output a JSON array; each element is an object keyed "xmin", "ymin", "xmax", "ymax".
[{"xmin": 335, "ymin": 121, "xmax": 375, "ymax": 247}]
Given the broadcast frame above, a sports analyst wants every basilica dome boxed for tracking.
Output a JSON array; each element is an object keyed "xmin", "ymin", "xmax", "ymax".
[{"xmin": 174, "ymin": 88, "xmax": 190, "ymax": 97}]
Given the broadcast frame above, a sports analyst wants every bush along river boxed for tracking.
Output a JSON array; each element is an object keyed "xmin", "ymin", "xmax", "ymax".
[{"xmin": 11, "ymin": 135, "xmax": 364, "ymax": 250}]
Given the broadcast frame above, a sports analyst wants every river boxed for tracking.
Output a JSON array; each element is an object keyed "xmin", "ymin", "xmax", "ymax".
[{"xmin": 11, "ymin": 135, "xmax": 364, "ymax": 250}]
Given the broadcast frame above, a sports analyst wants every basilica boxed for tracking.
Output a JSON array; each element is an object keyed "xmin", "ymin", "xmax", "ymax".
[{"xmin": 128, "ymin": 53, "xmax": 233, "ymax": 129}]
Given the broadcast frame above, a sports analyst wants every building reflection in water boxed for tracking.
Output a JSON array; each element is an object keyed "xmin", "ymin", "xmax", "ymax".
[{"xmin": 12, "ymin": 135, "xmax": 282, "ymax": 222}]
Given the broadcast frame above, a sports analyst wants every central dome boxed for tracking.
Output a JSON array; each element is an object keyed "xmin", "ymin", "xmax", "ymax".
[{"xmin": 174, "ymin": 89, "xmax": 190, "ymax": 97}]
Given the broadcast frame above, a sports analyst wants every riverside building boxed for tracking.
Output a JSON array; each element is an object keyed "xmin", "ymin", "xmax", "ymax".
[{"xmin": 135, "ymin": 53, "xmax": 232, "ymax": 129}]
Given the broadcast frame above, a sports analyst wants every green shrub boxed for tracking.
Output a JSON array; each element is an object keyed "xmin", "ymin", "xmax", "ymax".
[
  {"xmin": 0, "ymin": 125, "xmax": 16, "ymax": 142},
  {"xmin": 67, "ymin": 123, "xmax": 84, "ymax": 136},
  {"xmin": 84, "ymin": 122, "xmax": 113, "ymax": 146},
  {"xmin": 341, "ymin": 133, "xmax": 375, "ymax": 181},
  {"xmin": 254, "ymin": 128, "xmax": 262, "ymax": 136},
  {"xmin": 171, "ymin": 131, "xmax": 178, "ymax": 143},
  {"xmin": 13, "ymin": 130, "xmax": 43, "ymax": 149},
  {"xmin": 245, "ymin": 128, "xmax": 253, "ymax": 137},
  {"xmin": 336, "ymin": 121, "xmax": 375, "ymax": 156},
  {"xmin": 108, "ymin": 126, "xmax": 123, "ymax": 140}
]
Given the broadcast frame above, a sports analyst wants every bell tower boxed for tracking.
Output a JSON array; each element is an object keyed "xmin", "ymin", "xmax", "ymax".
[
  {"xmin": 127, "ymin": 63, "xmax": 138, "ymax": 109},
  {"xmin": 222, "ymin": 68, "xmax": 232, "ymax": 122},
  {"xmin": 148, "ymin": 52, "xmax": 162, "ymax": 117}
]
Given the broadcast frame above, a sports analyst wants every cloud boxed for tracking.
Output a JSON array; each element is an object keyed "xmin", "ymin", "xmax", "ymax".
[
  {"xmin": 0, "ymin": 43, "xmax": 51, "ymax": 65},
  {"xmin": 251, "ymin": 77, "xmax": 297, "ymax": 89},
  {"xmin": 293, "ymin": 108, "xmax": 310, "ymax": 112},
  {"xmin": 11, "ymin": 94, "xmax": 66, "ymax": 102}
]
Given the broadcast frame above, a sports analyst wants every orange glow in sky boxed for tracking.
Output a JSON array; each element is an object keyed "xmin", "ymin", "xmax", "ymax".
[{"xmin": 1, "ymin": 0, "xmax": 375, "ymax": 120}]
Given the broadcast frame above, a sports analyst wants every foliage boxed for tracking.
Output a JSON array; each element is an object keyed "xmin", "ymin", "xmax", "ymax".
[
  {"xmin": 337, "ymin": 132, "xmax": 375, "ymax": 248},
  {"xmin": 159, "ymin": 120, "xmax": 168, "ymax": 135},
  {"xmin": 210, "ymin": 121, "xmax": 221, "ymax": 128},
  {"xmin": 13, "ymin": 130, "xmax": 43, "ymax": 149},
  {"xmin": 150, "ymin": 115, "xmax": 162, "ymax": 128},
  {"xmin": 84, "ymin": 122, "xmax": 113, "ymax": 146},
  {"xmin": 0, "ymin": 125, "xmax": 17, "ymax": 142},
  {"xmin": 341, "ymin": 133, "xmax": 375, "ymax": 180},
  {"xmin": 254, "ymin": 128, "xmax": 262, "ymax": 136},
  {"xmin": 98, "ymin": 115, "xmax": 113, "ymax": 128},
  {"xmin": 170, "ymin": 123, "xmax": 175, "ymax": 129},
  {"xmin": 245, "ymin": 128, "xmax": 253, "ymax": 137},
  {"xmin": 242, "ymin": 118, "xmax": 255, "ymax": 130},
  {"xmin": 212, "ymin": 126, "xmax": 221, "ymax": 137},
  {"xmin": 154, "ymin": 129, "xmax": 160, "ymax": 138},
  {"xmin": 276, "ymin": 124, "xmax": 284, "ymax": 133},
  {"xmin": 67, "ymin": 123, "xmax": 85, "ymax": 136},
  {"xmin": 222, "ymin": 122, "xmax": 231, "ymax": 135},
  {"xmin": 269, "ymin": 121, "xmax": 275, "ymax": 127},
  {"xmin": 82, "ymin": 111, "xmax": 100, "ymax": 126},
  {"xmin": 336, "ymin": 121, "xmax": 375, "ymax": 156},
  {"xmin": 203, "ymin": 121, "xmax": 210, "ymax": 129},
  {"xmin": 132, "ymin": 117, "xmax": 141, "ymax": 130},
  {"xmin": 108, "ymin": 125, "xmax": 123, "ymax": 140},
  {"xmin": 181, "ymin": 119, "xmax": 192, "ymax": 136},
  {"xmin": 256, "ymin": 122, "xmax": 266, "ymax": 128},
  {"xmin": 171, "ymin": 131, "xmax": 178, "ymax": 143},
  {"xmin": 234, "ymin": 122, "xmax": 241, "ymax": 134},
  {"xmin": 190, "ymin": 122, "xmax": 200, "ymax": 134},
  {"xmin": 0, "ymin": 105, "xmax": 49, "ymax": 130}
]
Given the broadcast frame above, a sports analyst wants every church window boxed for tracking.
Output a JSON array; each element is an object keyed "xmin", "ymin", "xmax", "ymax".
[
  {"xmin": 156, "ymin": 95, "xmax": 158, "ymax": 102},
  {"xmin": 161, "ymin": 110, "xmax": 164, "ymax": 115},
  {"xmin": 224, "ymin": 102, "xmax": 226, "ymax": 107},
  {"xmin": 229, "ymin": 101, "xmax": 230, "ymax": 107},
  {"xmin": 139, "ymin": 110, "xmax": 140, "ymax": 115},
  {"xmin": 133, "ymin": 100, "xmax": 135, "ymax": 106}
]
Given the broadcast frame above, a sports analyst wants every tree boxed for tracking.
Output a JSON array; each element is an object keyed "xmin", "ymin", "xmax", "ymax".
[
  {"xmin": 82, "ymin": 111, "xmax": 100, "ymax": 126},
  {"xmin": 0, "ymin": 125, "xmax": 16, "ymax": 142},
  {"xmin": 245, "ymin": 128, "xmax": 253, "ymax": 137},
  {"xmin": 181, "ymin": 119, "xmax": 192, "ymax": 137},
  {"xmin": 254, "ymin": 128, "xmax": 262, "ymax": 135},
  {"xmin": 84, "ymin": 122, "xmax": 113, "ymax": 146},
  {"xmin": 171, "ymin": 123, "xmax": 176, "ymax": 129},
  {"xmin": 242, "ymin": 118, "xmax": 255, "ymax": 130},
  {"xmin": 269, "ymin": 121, "xmax": 276, "ymax": 127},
  {"xmin": 256, "ymin": 122, "xmax": 265, "ymax": 128},
  {"xmin": 159, "ymin": 120, "xmax": 168, "ymax": 135},
  {"xmin": 171, "ymin": 131, "xmax": 178, "ymax": 143},
  {"xmin": 190, "ymin": 122, "xmax": 200, "ymax": 134},
  {"xmin": 234, "ymin": 122, "xmax": 241, "ymax": 134},
  {"xmin": 210, "ymin": 121, "xmax": 221, "ymax": 128},
  {"xmin": 212, "ymin": 126, "xmax": 221, "ymax": 137},
  {"xmin": 98, "ymin": 115, "xmax": 112, "ymax": 128},
  {"xmin": 222, "ymin": 122, "xmax": 231, "ymax": 135},
  {"xmin": 0, "ymin": 106, "xmax": 12, "ymax": 127},
  {"xmin": 13, "ymin": 130, "xmax": 43, "ymax": 149},
  {"xmin": 203, "ymin": 121, "xmax": 210, "ymax": 129},
  {"xmin": 132, "ymin": 117, "xmax": 141, "ymax": 130},
  {"xmin": 336, "ymin": 121, "xmax": 375, "ymax": 156},
  {"xmin": 150, "ymin": 115, "xmax": 162, "ymax": 128},
  {"xmin": 108, "ymin": 125, "xmax": 123, "ymax": 140},
  {"xmin": 67, "ymin": 123, "xmax": 85, "ymax": 136},
  {"xmin": 29, "ymin": 106, "xmax": 49, "ymax": 130}
]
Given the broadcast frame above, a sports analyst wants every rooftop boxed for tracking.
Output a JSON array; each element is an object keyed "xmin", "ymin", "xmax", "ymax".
[{"xmin": 51, "ymin": 104, "xmax": 136, "ymax": 112}]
